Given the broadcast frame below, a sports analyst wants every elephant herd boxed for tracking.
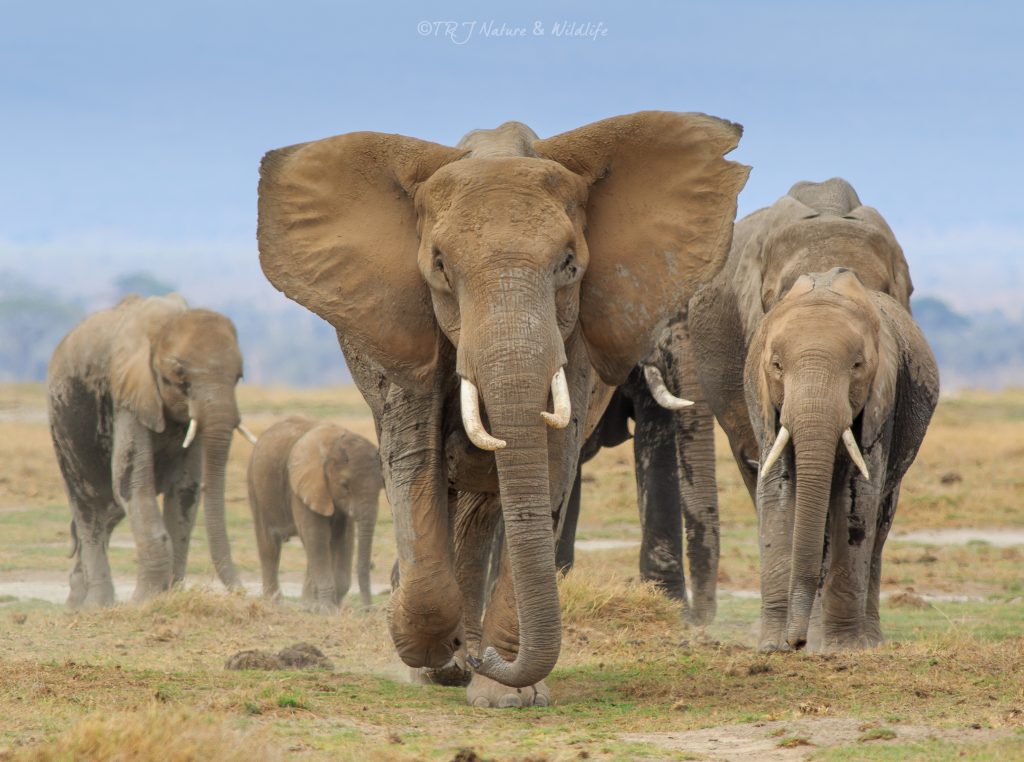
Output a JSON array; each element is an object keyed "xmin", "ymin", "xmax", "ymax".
[{"xmin": 46, "ymin": 110, "xmax": 938, "ymax": 709}]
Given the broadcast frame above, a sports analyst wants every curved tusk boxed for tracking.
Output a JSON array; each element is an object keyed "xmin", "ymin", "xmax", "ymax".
[
  {"xmin": 237, "ymin": 423, "xmax": 258, "ymax": 445},
  {"xmin": 541, "ymin": 367, "xmax": 571, "ymax": 429},
  {"xmin": 643, "ymin": 365, "xmax": 694, "ymax": 410},
  {"xmin": 460, "ymin": 378, "xmax": 506, "ymax": 451},
  {"xmin": 182, "ymin": 418, "xmax": 198, "ymax": 449},
  {"xmin": 842, "ymin": 428, "xmax": 871, "ymax": 480},
  {"xmin": 759, "ymin": 425, "xmax": 790, "ymax": 480}
]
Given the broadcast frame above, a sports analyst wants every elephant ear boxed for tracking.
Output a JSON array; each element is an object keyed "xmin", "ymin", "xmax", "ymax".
[
  {"xmin": 288, "ymin": 430, "xmax": 340, "ymax": 518},
  {"xmin": 109, "ymin": 294, "xmax": 188, "ymax": 433},
  {"xmin": 862, "ymin": 293, "xmax": 939, "ymax": 487},
  {"xmin": 534, "ymin": 111, "xmax": 750, "ymax": 385},
  {"xmin": 258, "ymin": 133, "xmax": 466, "ymax": 391}
]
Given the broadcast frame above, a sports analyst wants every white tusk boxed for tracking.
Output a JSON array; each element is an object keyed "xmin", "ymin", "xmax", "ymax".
[
  {"xmin": 759, "ymin": 426, "xmax": 790, "ymax": 480},
  {"xmin": 541, "ymin": 367, "xmax": 571, "ymax": 429},
  {"xmin": 237, "ymin": 423, "xmax": 258, "ymax": 445},
  {"xmin": 842, "ymin": 428, "xmax": 871, "ymax": 480},
  {"xmin": 643, "ymin": 365, "xmax": 694, "ymax": 410},
  {"xmin": 182, "ymin": 418, "xmax": 198, "ymax": 449},
  {"xmin": 460, "ymin": 378, "xmax": 506, "ymax": 451}
]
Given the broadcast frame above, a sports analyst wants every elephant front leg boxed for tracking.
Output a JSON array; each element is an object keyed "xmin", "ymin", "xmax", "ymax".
[
  {"xmin": 757, "ymin": 469, "xmax": 795, "ymax": 652},
  {"xmin": 380, "ymin": 383, "xmax": 464, "ymax": 671},
  {"xmin": 331, "ymin": 513, "xmax": 355, "ymax": 606},
  {"xmin": 299, "ymin": 506, "xmax": 338, "ymax": 612},
  {"xmin": 468, "ymin": 543, "xmax": 549, "ymax": 708},
  {"xmin": 820, "ymin": 464, "xmax": 884, "ymax": 650},
  {"xmin": 162, "ymin": 448, "xmax": 201, "ymax": 586},
  {"xmin": 112, "ymin": 410, "xmax": 173, "ymax": 603}
]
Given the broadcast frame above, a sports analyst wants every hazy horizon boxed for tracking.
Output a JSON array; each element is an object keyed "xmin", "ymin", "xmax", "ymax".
[{"xmin": 3, "ymin": 2, "xmax": 1022, "ymax": 318}]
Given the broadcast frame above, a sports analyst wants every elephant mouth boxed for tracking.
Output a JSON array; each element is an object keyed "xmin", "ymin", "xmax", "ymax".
[
  {"xmin": 458, "ymin": 369, "xmax": 571, "ymax": 452},
  {"xmin": 758, "ymin": 407, "xmax": 870, "ymax": 483}
]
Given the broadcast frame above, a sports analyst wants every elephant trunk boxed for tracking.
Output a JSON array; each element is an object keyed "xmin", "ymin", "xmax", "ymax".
[
  {"xmin": 783, "ymin": 390, "xmax": 845, "ymax": 650},
  {"xmin": 195, "ymin": 392, "xmax": 242, "ymax": 590},
  {"xmin": 460, "ymin": 293, "xmax": 564, "ymax": 689}
]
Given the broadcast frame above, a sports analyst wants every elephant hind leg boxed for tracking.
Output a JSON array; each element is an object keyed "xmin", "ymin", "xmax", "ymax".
[{"xmin": 64, "ymin": 476, "xmax": 121, "ymax": 609}]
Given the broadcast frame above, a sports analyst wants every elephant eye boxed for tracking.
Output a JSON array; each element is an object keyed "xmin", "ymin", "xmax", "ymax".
[
  {"xmin": 852, "ymin": 357, "xmax": 864, "ymax": 370},
  {"xmin": 557, "ymin": 250, "xmax": 579, "ymax": 281},
  {"xmin": 772, "ymin": 360, "xmax": 783, "ymax": 372},
  {"xmin": 179, "ymin": 380, "xmax": 191, "ymax": 395}
]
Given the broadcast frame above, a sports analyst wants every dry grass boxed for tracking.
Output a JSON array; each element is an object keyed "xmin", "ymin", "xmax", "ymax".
[
  {"xmin": 10, "ymin": 706, "xmax": 281, "ymax": 762},
  {"xmin": 558, "ymin": 571, "xmax": 679, "ymax": 629},
  {"xmin": 1, "ymin": 383, "xmax": 1023, "ymax": 760}
]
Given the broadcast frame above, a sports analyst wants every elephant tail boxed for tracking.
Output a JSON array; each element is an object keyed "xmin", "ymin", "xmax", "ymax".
[{"xmin": 68, "ymin": 520, "xmax": 79, "ymax": 559}]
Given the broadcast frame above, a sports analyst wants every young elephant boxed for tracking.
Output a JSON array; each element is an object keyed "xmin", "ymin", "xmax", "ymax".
[
  {"xmin": 690, "ymin": 178, "xmax": 939, "ymax": 652},
  {"xmin": 247, "ymin": 417, "xmax": 382, "ymax": 609},
  {"xmin": 47, "ymin": 294, "xmax": 252, "ymax": 607}
]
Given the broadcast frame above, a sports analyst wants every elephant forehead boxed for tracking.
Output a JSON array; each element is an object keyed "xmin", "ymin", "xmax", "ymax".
[
  {"xmin": 763, "ymin": 217, "xmax": 896, "ymax": 295},
  {"xmin": 767, "ymin": 292, "xmax": 879, "ymax": 352},
  {"xmin": 421, "ymin": 157, "xmax": 586, "ymax": 212}
]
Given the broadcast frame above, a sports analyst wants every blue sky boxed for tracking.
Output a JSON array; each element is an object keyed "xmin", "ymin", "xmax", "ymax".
[{"xmin": 2, "ymin": 1, "xmax": 1022, "ymax": 313}]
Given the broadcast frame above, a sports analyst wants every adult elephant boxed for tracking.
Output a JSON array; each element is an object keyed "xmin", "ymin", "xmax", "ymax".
[
  {"xmin": 555, "ymin": 315, "xmax": 721, "ymax": 626},
  {"xmin": 259, "ymin": 112, "xmax": 749, "ymax": 706},
  {"xmin": 47, "ymin": 294, "xmax": 255, "ymax": 607},
  {"xmin": 689, "ymin": 178, "xmax": 939, "ymax": 652}
]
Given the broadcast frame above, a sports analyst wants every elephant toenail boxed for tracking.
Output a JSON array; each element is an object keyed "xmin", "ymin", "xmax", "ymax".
[
  {"xmin": 472, "ymin": 697, "xmax": 491, "ymax": 708},
  {"xmin": 498, "ymin": 694, "xmax": 522, "ymax": 708},
  {"xmin": 533, "ymin": 694, "xmax": 549, "ymax": 707}
]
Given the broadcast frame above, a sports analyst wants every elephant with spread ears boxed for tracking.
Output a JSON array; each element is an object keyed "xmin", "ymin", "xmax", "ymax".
[
  {"xmin": 47, "ymin": 294, "xmax": 256, "ymax": 608},
  {"xmin": 258, "ymin": 112, "xmax": 749, "ymax": 706},
  {"xmin": 689, "ymin": 178, "xmax": 939, "ymax": 652},
  {"xmin": 247, "ymin": 417, "xmax": 382, "ymax": 610}
]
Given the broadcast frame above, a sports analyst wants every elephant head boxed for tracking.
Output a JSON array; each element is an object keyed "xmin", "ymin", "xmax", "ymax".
[
  {"xmin": 746, "ymin": 268, "xmax": 899, "ymax": 647},
  {"xmin": 258, "ymin": 112, "xmax": 749, "ymax": 686},
  {"xmin": 110, "ymin": 295, "xmax": 246, "ymax": 588}
]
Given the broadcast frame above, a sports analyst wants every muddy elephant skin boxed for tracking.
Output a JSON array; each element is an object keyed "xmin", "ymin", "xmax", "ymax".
[
  {"xmin": 47, "ymin": 294, "xmax": 247, "ymax": 607},
  {"xmin": 690, "ymin": 178, "xmax": 939, "ymax": 652}
]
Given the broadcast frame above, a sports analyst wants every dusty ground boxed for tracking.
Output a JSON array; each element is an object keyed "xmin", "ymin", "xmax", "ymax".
[{"xmin": 0, "ymin": 383, "xmax": 1022, "ymax": 760}]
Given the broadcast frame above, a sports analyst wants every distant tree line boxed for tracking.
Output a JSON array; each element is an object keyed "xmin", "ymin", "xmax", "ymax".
[
  {"xmin": 0, "ymin": 271, "xmax": 349, "ymax": 387},
  {"xmin": 0, "ymin": 271, "xmax": 1019, "ymax": 389}
]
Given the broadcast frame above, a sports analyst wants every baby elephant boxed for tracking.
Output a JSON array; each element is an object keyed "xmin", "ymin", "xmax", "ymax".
[{"xmin": 247, "ymin": 417, "xmax": 382, "ymax": 609}]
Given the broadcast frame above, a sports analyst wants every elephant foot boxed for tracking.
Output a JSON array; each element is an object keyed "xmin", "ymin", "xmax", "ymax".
[
  {"xmin": 466, "ymin": 673, "xmax": 550, "ymax": 708},
  {"xmin": 75, "ymin": 584, "xmax": 116, "ymax": 609},
  {"xmin": 302, "ymin": 598, "xmax": 339, "ymax": 615},
  {"xmin": 131, "ymin": 572, "xmax": 171, "ymax": 604}
]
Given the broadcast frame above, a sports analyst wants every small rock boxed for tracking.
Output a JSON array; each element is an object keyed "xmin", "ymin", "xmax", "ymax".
[
  {"xmin": 225, "ymin": 650, "xmax": 282, "ymax": 670},
  {"xmin": 940, "ymin": 471, "xmax": 962, "ymax": 485}
]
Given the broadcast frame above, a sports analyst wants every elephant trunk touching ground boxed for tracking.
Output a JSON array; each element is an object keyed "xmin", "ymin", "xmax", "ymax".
[
  {"xmin": 775, "ymin": 375, "xmax": 850, "ymax": 650},
  {"xmin": 459, "ymin": 285, "xmax": 564, "ymax": 688},
  {"xmin": 190, "ymin": 384, "xmax": 242, "ymax": 589}
]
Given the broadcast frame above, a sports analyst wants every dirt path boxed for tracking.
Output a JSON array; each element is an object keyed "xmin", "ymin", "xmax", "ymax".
[{"xmin": 623, "ymin": 717, "xmax": 1013, "ymax": 760}]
